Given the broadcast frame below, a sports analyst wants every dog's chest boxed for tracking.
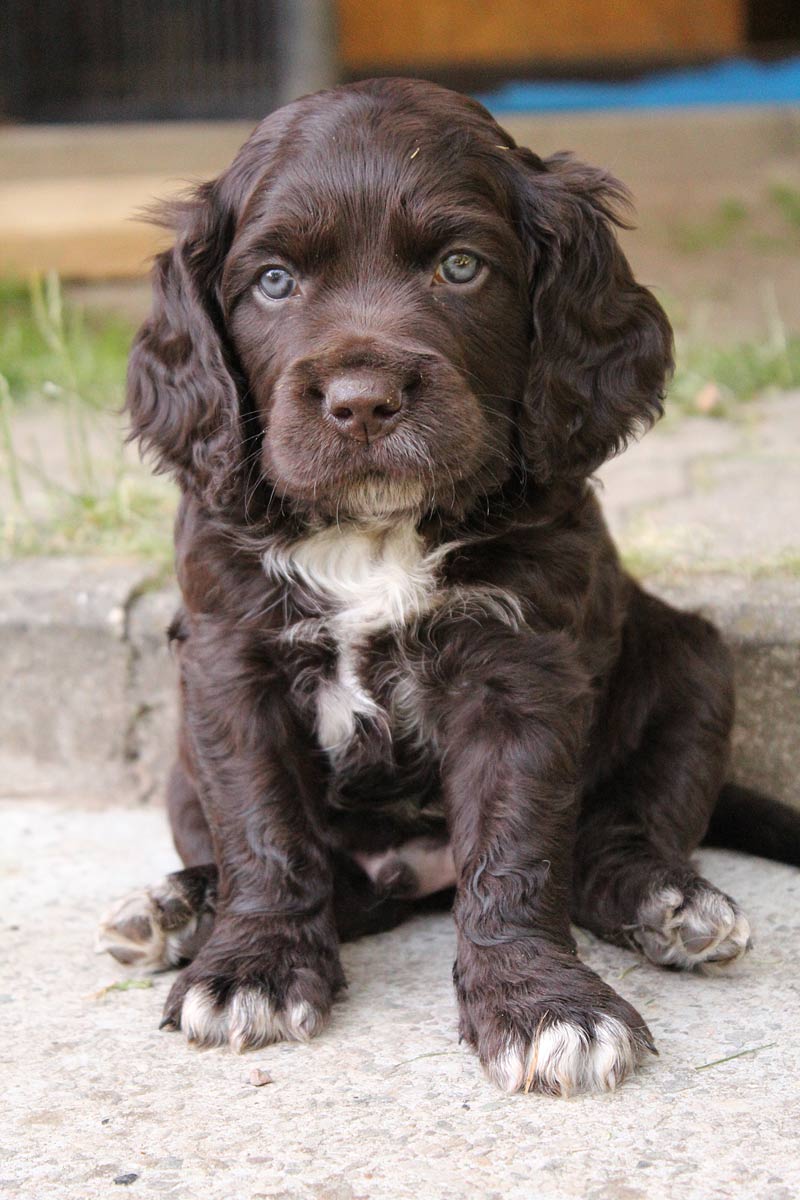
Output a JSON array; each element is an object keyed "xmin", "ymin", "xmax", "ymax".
[{"xmin": 265, "ymin": 520, "xmax": 445, "ymax": 755}]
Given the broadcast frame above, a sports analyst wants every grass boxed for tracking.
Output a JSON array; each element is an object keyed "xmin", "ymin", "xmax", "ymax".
[
  {"xmin": 768, "ymin": 183, "xmax": 800, "ymax": 231},
  {"xmin": 0, "ymin": 276, "xmax": 133, "ymax": 408},
  {"xmin": 91, "ymin": 979, "xmax": 154, "ymax": 1001},
  {"xmin": 669, "ymin": 328, "xmax": 800, "ymax": 415},
  {"xmin": 667, "ymin": 183, "xmax": 800, "ymax": 255},
  {"xmin": 1, "ymin": 274, "xmax": 798, "ymax": 560},
  {"xmin": 1, "ymin": 274, "xmax": 176, "ymax": 563},
  {"xmin": 3, "ymin": 474, "xmax": 176, "ymax": 561},
  {"xmin": 669, "ymin": 198, "xmax": 749, "ymax": 253},
  {"xmin": 694, "ymin": 1042, "xmax": 776, "ymax": 1072}
]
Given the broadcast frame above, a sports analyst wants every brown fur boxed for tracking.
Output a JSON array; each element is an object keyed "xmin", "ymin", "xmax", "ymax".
[{"xmin": 118, "ymin": 78, "xmax": 797, "ymax": 1093}]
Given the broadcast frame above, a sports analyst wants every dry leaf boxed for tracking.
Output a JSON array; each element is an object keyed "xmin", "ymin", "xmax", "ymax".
[{"xmin": 695, "ymin": 382, "xmax": 722, "ymax": 413}]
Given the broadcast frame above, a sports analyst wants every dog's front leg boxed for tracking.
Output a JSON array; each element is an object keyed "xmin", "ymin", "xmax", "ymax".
[
  {"xmin": 431, "ymin": 624, "xmax": 654, "ymax": 1095},
  {"xmin": 160, "ymin": 631, "xmax": 343, "ymax": 1051}
]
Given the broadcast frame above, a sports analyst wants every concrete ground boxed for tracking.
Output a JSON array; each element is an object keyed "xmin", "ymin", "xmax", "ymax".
[{"xmin": 1, "ymin": 801, "xmax": 799, "ymax": 1200}]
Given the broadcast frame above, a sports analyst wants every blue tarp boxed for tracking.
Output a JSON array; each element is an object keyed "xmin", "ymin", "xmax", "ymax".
[{"xmin": 478, "ymin": 57, "xmax": 800, "ymax": 113}]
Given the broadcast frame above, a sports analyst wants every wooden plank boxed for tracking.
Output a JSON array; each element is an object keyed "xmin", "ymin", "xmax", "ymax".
[
  {"xmin": 0, "ymin": 176, "xmax": 172, "ymax": 280},
  {"xmin": 337, "ymin": 0, "xmax": 745, "ymax": 68}
]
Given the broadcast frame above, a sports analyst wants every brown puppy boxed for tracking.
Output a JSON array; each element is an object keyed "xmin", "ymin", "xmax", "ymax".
[{"xmin": 99, "ymin": 78, "xmax": 799, "ymax": 1096}]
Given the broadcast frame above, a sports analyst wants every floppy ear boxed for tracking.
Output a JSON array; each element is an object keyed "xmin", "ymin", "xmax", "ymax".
[
  {"xmin": 515, "ymin": 151, "xmax": 673, "ymax": 483},
  {"xmin": 126, "ymin": 183, "xmax": 242, "ymax": 510}
]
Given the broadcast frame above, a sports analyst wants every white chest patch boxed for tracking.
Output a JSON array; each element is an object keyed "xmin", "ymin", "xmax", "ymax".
[{"xmin": 263, "ymin": 520, "xmax": 451, "ymax": 754}]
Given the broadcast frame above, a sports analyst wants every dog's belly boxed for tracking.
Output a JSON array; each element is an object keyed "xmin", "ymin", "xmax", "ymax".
[
  {"xmin": 353, "ymin": 837, "xmax": 456, "ymax": 898},
  {"xmin": 319, "ymin": 656, "xmax": 446, "ymax": 847}
]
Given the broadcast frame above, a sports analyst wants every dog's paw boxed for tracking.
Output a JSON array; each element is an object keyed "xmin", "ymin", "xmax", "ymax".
[
  {"xmin": 457, "ymin": 949, "xmax": 654, "ymax": 1096},
  {"xmin": 173, "ymin": 983, "xmax": 327, "ymax": 1052},
  {"xmin": 160, "ymin": 929, "xmax": 344, "ymax": 1052},
  {"xmin": 95, "ymin": 872, "xmax": 214, "ymax": 970},
  {"xmin": 486, "ymin": 1013, "xmax": 650, "ymax": 1096},
  {"xmin": 633, "ymin": 881, "xmax": 752, "ymax": 972}
]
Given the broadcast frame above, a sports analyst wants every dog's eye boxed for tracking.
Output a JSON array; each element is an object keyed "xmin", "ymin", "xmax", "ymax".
[
  {"xmin": 258, "ymin": 267, "xmax": 297, "ymax": 300},
  {"xmin": 434, "ymin": 252, "xmax": 481, "ymax": 285}
]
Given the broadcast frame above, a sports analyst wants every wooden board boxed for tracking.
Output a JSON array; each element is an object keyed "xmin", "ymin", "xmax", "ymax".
[{"xmin": 337, "ymin": 0, "xmax": 745, "ymax": 68}]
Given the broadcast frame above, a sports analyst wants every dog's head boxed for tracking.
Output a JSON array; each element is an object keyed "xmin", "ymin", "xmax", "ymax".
[{"xmin": 128, "ymin": 78, "xmax": 673, "ymax": 520}]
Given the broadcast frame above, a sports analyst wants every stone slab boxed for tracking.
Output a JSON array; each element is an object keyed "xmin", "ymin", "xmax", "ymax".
[
  {"xmin": 0, "ymin": 559, "xmax": 159, "ymax": 773},
  {"xmin": 599, "ymin": 394, "xmax": 800, "ymax": 575}
]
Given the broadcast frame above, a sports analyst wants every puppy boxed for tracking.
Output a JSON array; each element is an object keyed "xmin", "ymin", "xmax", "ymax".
[{"xmin": 99, "ymin": 77, "xmax": 800, "ymax": 1096}]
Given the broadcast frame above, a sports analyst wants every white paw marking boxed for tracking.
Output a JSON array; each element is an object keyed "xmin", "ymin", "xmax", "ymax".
[
  {"xmin": 180, "ymin": 984, "xmax": 231, "ymax": 1046},
  {"xmin": 179, "ymin": 985, "xmax": 327, "ymax": 1052},
  {"xmin": 634, "ymin": 884, "xmax": 751, "ymax": 971},
  {"xmin": 486, "ymin": 1016, "xmax": 644, "ymax": 1096},
  {"xmin": 285, "ymin": 1000, "xmax": 325, "ymax": 1041},
  {"xmin": 225, "ymin": 988, "xmax": 286, "ymax": 1052},
  {"xmin": 95, "ymin": 880, "xmax": 204, "ymax": 971}
]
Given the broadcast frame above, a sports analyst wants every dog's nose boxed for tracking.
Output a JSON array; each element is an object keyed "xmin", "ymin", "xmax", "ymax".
[{"xmin": 324, "ymin": 370, "xmax": 405, "ymax": 442}]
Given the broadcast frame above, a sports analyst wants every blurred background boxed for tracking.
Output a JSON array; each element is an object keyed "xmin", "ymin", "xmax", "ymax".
[{"xmin": 1, "ymin": 0, "xmax": 799, "ymax": 563}]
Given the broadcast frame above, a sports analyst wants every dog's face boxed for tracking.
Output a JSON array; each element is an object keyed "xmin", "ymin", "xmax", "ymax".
[
  {"xmin": 224, "ymin": 103, "xmax": 531, "ymax": 517},
  {"xmin": 128, "ymin": 79, "xmax": 673, "ymax": 519}
]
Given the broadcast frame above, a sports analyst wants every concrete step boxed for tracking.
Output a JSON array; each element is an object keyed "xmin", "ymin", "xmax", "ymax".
[{"xmin": 1, "ymin": 556, "xmax": 797, "ymax": 809}]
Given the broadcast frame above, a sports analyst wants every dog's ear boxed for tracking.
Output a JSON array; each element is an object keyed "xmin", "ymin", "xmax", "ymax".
[
  {"xmin": 126, "ymin": 182, "xmax": 242, "ymax": 510},
  {"xmin": 513, "ymin": 150, "xmax": 673, "ymax": 483}
]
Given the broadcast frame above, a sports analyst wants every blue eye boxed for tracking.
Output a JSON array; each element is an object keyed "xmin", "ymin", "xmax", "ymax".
[
  {"xmin": 258, "ymin": 266, "xmax": 297, "ymax": 300},
  {"xmin": 435, "ymin": 252, "xmax": 481, "ymax": 285}
]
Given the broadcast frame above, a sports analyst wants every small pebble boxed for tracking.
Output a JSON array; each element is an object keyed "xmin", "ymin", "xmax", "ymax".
[
  {"xmin": 114, "ymin": 1173, "xmax": 139, "ymax": 1186},
  {"xmin": 248, "ymin": 1068, "xmax": 274, "ymax": 1087}
]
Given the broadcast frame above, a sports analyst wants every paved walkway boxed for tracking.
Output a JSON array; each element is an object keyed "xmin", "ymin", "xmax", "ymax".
[
  {"xmin": 5, "ymin": 389, "xmax": 798, "ymax": 572},
  {"xmin": 600, "ymin": 391, "xmax": 800, "ymax": 577},
  {"xmin": 2, "ymin": 801, "xmax": 799, "ymax": 1200}
]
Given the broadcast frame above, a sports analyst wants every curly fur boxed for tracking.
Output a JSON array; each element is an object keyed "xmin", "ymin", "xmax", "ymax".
[{"xmin": 110, "ymin": 78, "xmax": 797, "ymax": 1095}]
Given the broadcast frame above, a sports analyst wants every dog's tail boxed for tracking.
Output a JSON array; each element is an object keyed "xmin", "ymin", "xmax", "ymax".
[{"xmin": 704, "ymin": 783, "xmax": 800, "ymax": 867}]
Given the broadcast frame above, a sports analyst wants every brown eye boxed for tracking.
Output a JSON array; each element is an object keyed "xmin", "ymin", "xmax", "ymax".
[{"xmin": 435, "ymin": 252, "xmax": 481, "ymax": 285}]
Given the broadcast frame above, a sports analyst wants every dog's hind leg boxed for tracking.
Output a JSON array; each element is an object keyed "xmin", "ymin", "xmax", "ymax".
[
  {"xmin": 96, "ymin": 863, "xmax": 219, "ymax": 969},
  {"xmin": 96, "ymin": 753, "xmax": 216, "ymax": 968},
  {"xmin": 96, "ymin": 851, "xmax": 429, "ymax": 969},
  {"xmin": 572, "ymin": 585, "xmax": 751, "ymax": 972},
  {"xmin": 167, "ymin": 744, "xmax": 214, "ymax": 867}
]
